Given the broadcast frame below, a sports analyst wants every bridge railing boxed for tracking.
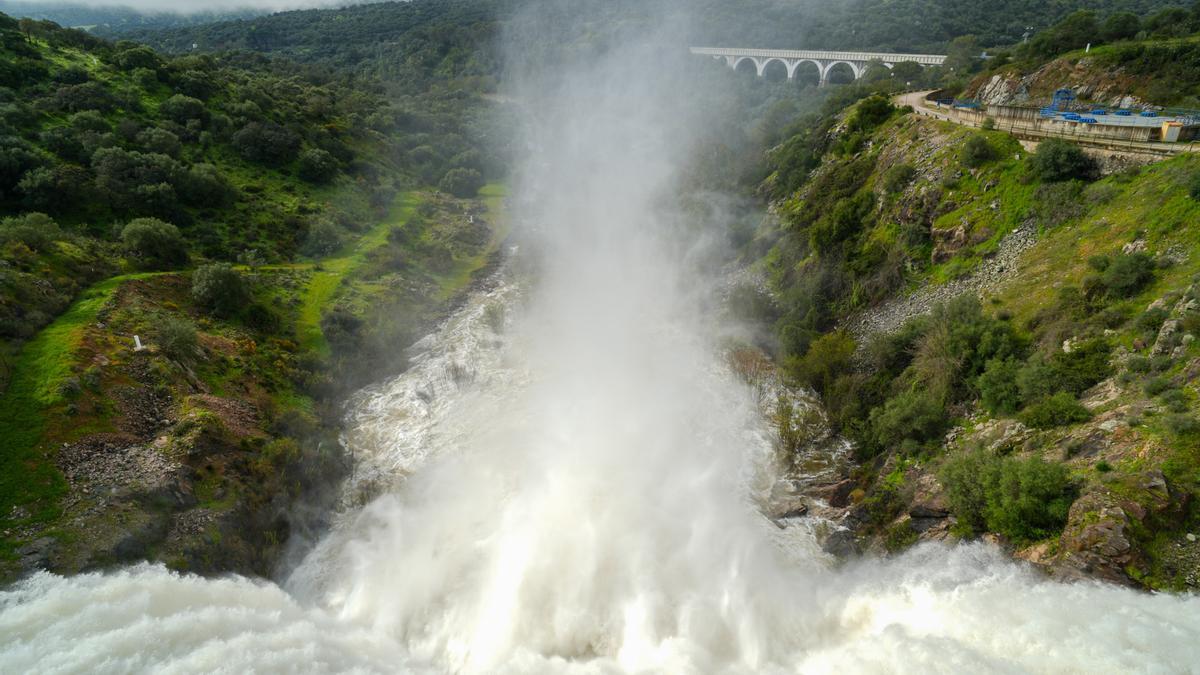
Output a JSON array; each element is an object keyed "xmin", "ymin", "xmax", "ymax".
[{"xmin": 689, "ymin": 46, "xmax": 947, "ymax": 66}]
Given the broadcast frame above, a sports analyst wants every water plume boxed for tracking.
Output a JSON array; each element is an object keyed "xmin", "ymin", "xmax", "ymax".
[{"xmin": 3, "ymin": 2, "xmax": 1200, "ymax": 673}]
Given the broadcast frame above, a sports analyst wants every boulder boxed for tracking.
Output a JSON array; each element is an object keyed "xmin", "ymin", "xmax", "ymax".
[{"xmin": 822, "ymin": 529, "xmax": 860, "ymax": 558}]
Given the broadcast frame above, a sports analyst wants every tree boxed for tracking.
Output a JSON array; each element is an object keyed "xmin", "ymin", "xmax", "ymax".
[
  {"xmin": 944, "ymin": 35, "xmax": 981, "ymax": 77},
  {"xmin": 891, "ymin": 61, "xmax": 924, "ymax": 85},
  {"xmin": 121, "ymin": 218, "xmax": 187, "ymax": 269},
  {"xmin": 1028, "ymin": 139, "xmax": 1096, "ymax": 183},
  {"xmin": 298, "ymin": 148, "xmax": 338, "ymax": 183},
  {"xmin": 960, "ymin": 134, "xmax": 996, "ymax": 168},
  {"xmin": 114, "ymin": 46, "xmax": 163, "ymax": 72},
  {"xmin": 1101, "ymin": 12, "xmax": 1140, "ymax": 42},
  {"xmin": 159, "ymin": 94, "xmax": 207, "ymax": 125},
  {"xmin": 137, "ymin": 127, "xmax": 181, "ymax": 158},
  {"xmin": 192, "ymin": 263, "xmax": 248, "ymax": 317},
  {"xmin": 233, "ymin": 122, "xmax": 301, "ymax": 166},
  {"xmin": 438, "ymin": 167, "xmax": 484, "ymax": 198},
  {"xmin": 0, "ymin": 212, "xmax": 61, "ymax": 252}
]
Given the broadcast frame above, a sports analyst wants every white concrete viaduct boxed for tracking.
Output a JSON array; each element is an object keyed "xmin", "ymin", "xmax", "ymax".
[{"xmin": 690, "ymin": 47, "xmax": 947, "ymax": 86}]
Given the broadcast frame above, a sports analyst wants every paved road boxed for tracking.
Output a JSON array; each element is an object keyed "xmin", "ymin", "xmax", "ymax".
[{"xmin": 894, "ymin": 90, "xmax": 1198, "ymax": 156}]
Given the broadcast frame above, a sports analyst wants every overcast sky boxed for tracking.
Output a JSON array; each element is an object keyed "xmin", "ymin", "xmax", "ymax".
[{"xmin": 8, "ymin": 0, "xmax": 377, "ymax": 14}]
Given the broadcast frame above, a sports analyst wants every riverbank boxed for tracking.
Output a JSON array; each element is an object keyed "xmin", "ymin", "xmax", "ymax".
[{"xmin": 0, "ymin": 185, "xmax": 507, "ymax": 582}]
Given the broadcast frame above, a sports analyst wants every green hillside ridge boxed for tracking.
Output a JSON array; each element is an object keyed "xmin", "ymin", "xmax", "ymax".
[{"xmin": 753, "ymin": 91, "xmax": 1200, "ymax": 589}]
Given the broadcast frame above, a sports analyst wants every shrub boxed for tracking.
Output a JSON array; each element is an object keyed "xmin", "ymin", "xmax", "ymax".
[
  {"xmin": 1032, "ymin": 182, "xmax": 1085, "ymax": 228},
  {"xmin": 233, "ymin": 122, "xmax": 301, "ymax": 166},
  {"xmin": 1019, "ymin": 392, "xmax": 1092, "ymax": 429},
  {"xmin": 0, "ymin": 212, "xmax": 61, "ymax": 252},
  {"xmin": 157, "ymin": 316, "xmax": 198, "ymax": 362},
  {"xmin": 961, "ymin": 134, "xmax": 996, "ymax": 168},
  {"xmin": 121, "ymin": 218, "xmax": 187, "ymax": 268},
  {"xmin": 1190, "ymin": 172, "xmax": 1200, "ymax": 200},
  {"xmin": 1159, "ymin": 389, "xmax": 1188, "ymax": 413},
  {"xmin": 1135, "ymin": 307, "xmax": 1169, "ymax": 336},
  {"xmin": 137, "ymin": 127, "xmax": 181, "ymax": 157},
  {"xmin": 941, "ymin": 451, "xmax": 1075, "ymax": 542},
  {"xmin": 159, "ymin": 94, "xmax": 207, "ymax": 125},
  {"xmin": 881, "ymin": 163, "xmax": 916, "ymax": 194},
  {"xmin": 298, "ymin": 148, "xmax": 339, "ymax": 184},
  {"xmin": 978, "ymin": 357, "xmax": 1023, "ymax": 415},
  {"xmin": 1143, "ymin": 375, "xmax": 1172, "ymax": 396},
  {"xmin": 302, "ymin": 219, "xmax": 344, "ymax": 257},
  {"xmin": 191, "ymin": 263, "xmax": 248, "ymax": 317},
  {"xmin": 438, "ymin": 167, "xmax": 484, "ymax": 198},
  {"xmin": 1028, "ymin": 138, "xmax": 1097, "ymax": 183},
  {"xmin": 1096, "ymin": 460, "xmax": 1113, "ymax": 473},
  {"xmin": 786, "ymin": 330, "xmax": 855, "ymax": 393},
  {"xmin": 869, "ymin": 389, "xmax": 947, "ymax": 450},
  {"xmin": 1165, "ymin": 414, "xmax": 1200, "ymax": 436},
  {"xmin": 1126, "ymin": 355, "xmax": 1151, "ymax": 373},
  {"xmin": 1050, "ymin": 339, "xmax": 1112, "ymax": 395},
  {"xmin": 1098, "ymin": 253, "xmax": 1155, "ymax": 299}
]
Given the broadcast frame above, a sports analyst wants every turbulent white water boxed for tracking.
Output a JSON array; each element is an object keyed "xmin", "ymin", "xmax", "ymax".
[{"xmin": 5, "ymin": 7, "xmax": 1200, "ymax": 674}]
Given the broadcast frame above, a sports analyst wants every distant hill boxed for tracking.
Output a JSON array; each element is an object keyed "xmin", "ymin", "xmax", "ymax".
[{"xmin": 0, "ymin": 1, "xmax": 261, "ymax": 31}]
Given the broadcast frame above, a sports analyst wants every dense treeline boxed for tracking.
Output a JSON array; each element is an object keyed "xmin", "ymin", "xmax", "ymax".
[{"xmin": 0, "ymin": 12, "xmax": 495, "ymax": 348}]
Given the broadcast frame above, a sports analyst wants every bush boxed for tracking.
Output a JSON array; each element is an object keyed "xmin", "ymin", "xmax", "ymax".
[
  {"xmin": 978, "ymin": 357, "xmax": 1023, "ymax": 415},
  {"xmin": 159, "ymin": 94, "xmax": 207, "ymax": 125},
  {"xmin": 786, "ymin": 331, "xmax": 855, "ymax": 393},
  {"xmin": 121, "ymin": 218, "xmax": 187, "ymax": 268},
  {"xmin": 961, "ymin": 134, "xmax": 996, "ymax": 168},
  {"xmin": 1019, "ymin": 392, "xmax": 1092, "ymax": 429},
  {"xmin": 881, "ymin": 163, "xmax": 916, "ymax": 194},
  {"xmin": 1143, "ymin": 375, "xmax": 1172, "ymax": 396},
  {"xmin": 298, "ymin": 148, "xmax": 339, "ymax": 184},
  {"xmin": 1048, "ymin": 339, "xmax": 1112, "ymax": 396},
  {"xmin": 0, "ymin": 212, "xmax": 61, "ymax": 252},
  {"xmin": 1190, "ymin": 172, "xmax": 1200, "ymax": 200},
  {"xmin": 1028, "ymin": 138, "xmax": 1097, "ymax": 183},
  {"xmin": 302, "ymin": 219, "xmax": 344, "ymax": 257},
  {"xmin": 191, "ymin": 263, "xmax": 248, "ymax": 317},
  {"xmin": 1032, "ymin": 182, "xmax": 1085, "ymax": 228},
  {"xmin": 1097, "ymin": 253, "xmax": 1155, "ymax": 299},
  {"xmin": 233, "ymin": 122, "xmax": 300, "ymax": 166},
  {"xmin": 156, "ymin": 316, "xmax": 198, "ymax": 362},
  {"xmin": 1165, "ymin": 414, "xmax": 1200, "ymax": 436},
  {"xmin": 941, "ymin": 451, "xmax": 1075, "ymax": 542},
  {"xmin": 438, "ymin": 167, "xmax": 484, "ymax": 198},
  {"xmin": 869, "ymin": 389, "xmax": 947, "ymax": 451}
]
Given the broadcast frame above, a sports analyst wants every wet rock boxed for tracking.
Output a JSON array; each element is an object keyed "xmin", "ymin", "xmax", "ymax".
[
  {"xmin": 909, "ymin": 501, "xmax": 949, "ymax": 519},
  {"xmin": 809, "ymin": 478, "xmax": 856, "ymax": 508},
  {"xmin": 822, "ymin": 529, "xmax": 860, "ymax": 558},
  {"xmin": 1054, "ymin": 492, "xmax": 1143, "ymax": 587},
  {"xmin": 769, "ymin": 500, "xmax": 809, "ymax": 520},
  {"xmin": 17, "ymin": 537, "xmax": 57, "ymax": 573}
]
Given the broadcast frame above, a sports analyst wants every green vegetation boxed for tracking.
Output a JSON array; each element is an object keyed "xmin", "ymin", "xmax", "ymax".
[{"xmin": 941, "ymin": 451, "xmax": 1076, "ymax": 543}]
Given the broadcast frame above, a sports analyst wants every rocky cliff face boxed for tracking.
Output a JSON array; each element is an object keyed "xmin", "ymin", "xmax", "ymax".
[{"xmin": 969, "ymin": 58, "xmax": 1147, "ymax": 110}]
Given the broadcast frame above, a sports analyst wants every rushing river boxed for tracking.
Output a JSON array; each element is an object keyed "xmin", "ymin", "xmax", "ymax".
[{"xmin": 5, "ymin": 14, "xmax": 1200, "ymax": 675}]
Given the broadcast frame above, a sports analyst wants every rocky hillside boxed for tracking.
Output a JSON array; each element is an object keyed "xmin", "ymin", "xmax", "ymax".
[
  {"xmin": 967, "ymin": 34, "xmax": 1200, "ymax": 108},
  {"xmin": 751, "ymin": 94, "xmax": 1200, "ymax": 591},
  {"xmin": 1, "ymin": 186, "xmax": 506, "ymax": 581}
]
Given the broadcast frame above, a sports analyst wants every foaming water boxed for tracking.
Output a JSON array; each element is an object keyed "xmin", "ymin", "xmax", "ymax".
[{"xmin": 4, "ymin": 5, "xmax": 1200, "ymax": 673}]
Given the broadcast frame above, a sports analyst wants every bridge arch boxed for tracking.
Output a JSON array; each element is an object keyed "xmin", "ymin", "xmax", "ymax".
[
  {"xmin": 791, "ymin": 60, "xmax": 821, "ymax": 87},
  {"xmin": 761, "ymin": 58, "xmax": 789, "ymax": 82},
  {"xmin": 732, "ymin": 56, "xmax": 759, "ymax": 77},
  {"xmin": 822, "ymin": 61, "xmax": 860, "ymax": 85}
]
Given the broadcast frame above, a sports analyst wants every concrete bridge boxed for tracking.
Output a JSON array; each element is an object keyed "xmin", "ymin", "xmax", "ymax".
[{"xmin": 690, "ymin": 47, "xmax": 947, "ymax": 86}]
